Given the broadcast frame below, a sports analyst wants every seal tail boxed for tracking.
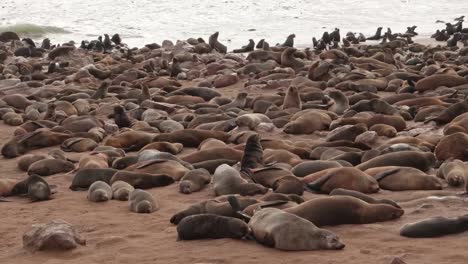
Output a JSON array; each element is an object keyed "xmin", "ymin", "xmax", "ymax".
[{"xmin": 227, "ymin": 195, "xmax": 252, "ymax": 222}]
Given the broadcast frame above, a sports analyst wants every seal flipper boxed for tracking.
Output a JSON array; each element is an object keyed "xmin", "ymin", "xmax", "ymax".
[
  {"xmin": 227, "ymin": 195, "xmax": 252, "ymax": 222},
  {"xmin": 374, "ymin": 168, "xmax": 401, "ymax": 182},
  {"xmin": 304, "ymin": 173, "xmax": 334, "ymax": 193},
  {"xmin": 258, "ymin": 200, "xmax": 289, "ymax": 208}
]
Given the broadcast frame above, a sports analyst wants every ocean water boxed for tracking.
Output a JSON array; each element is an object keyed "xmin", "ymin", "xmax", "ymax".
[{"xmin": 0, "ymin": 0, "xmax": 467, "ymax": 49}]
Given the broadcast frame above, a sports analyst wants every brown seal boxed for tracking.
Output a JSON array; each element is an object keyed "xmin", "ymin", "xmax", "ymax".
[
  {"xmin": 437, "ymin": 159, "xmax": 468, "ymax": 190},
  {"xmin": 364, "ymin": 166, "xmax": 442, "ymax": 191},
  {"xmin": 281, "ymin": 47, "xmax": 305, "ymax": 71},
  {"xmin": 246, "ymin": 207, "xmax": 345, "ymax": 251},
  {"xmin": 435, "ymin": 132, "xmax": 468, "ymax": 161},
  {"xmin": 87, "ymin": 181, "xmax": 112, "ymax": 202},
  {"xmin": 198, "ymin": 138, "xmax": 227, "ymax": 150},
  {"xmin": 282, "ymin": 86, "xmax": 302, "ymax": 110},
  {"xmin": 169, "ymin": 195, "xmax": 259, "ymax": 224},
  {"xmin": 17, "ymin": 154, "xmax": 48, "ymax": 172},
  {"xmin": 326, "ymin": 123, "xmax": 367, "ymax": 142},
  {"xmin": 291, "ymin": 160, "xmax": 343, "ymax": 177},
  {"xmin": 140, "ymin": 141, "xmax": 183, "ymax": 154},
  {"xmin": 153, "ymin": 129, "xmax": 229, "ymax": 148},
  {"xmin": 235, "ymin": 113, "xmax": 272, "ymax": 130},
  {"xmin": 112, "ymin": 156, "xmax": 138, "ymax": 170},
  {"xmin": 356, "ymin": 151, "xmax": 436, "ymax": 171},
  {"xmin": 192, "ymin": 159, "xmax": 239, "ymax": 173},
  {"xmin": 180, "ymin": 147, "xmax": 243, "ymax": 164},
  {"xmin": 10, "ymin": 175, "xmax": 54, "ymax": 201},
  {"xmin": 369, "ymin": 124, "xmax": 397, "ymax": 137},
  {"xmin": 61, "ymin": 137, "xmax": 98, "ymax": 152},
  {"xmin": 330, "ymin": 188, "xmax": 401, "ymax": 208},
  {"xmin": 111, "ymin": 180, "xmax": 135, "ymax": 201},
  {"xmin": 179, "ymin": 169, "xmax": 211, "ymax": 194},
  {"xmin": 263, "ymin": 149, "xmax": 302, "ymax": 167},
  {"xmin": 176, "ymin": 214, "xmax": 250, "ymax": 240},
  {"xmin": 284, "ymin": 196, "xmax": 404, "ymax": 226},
  {"xmin": 125, "ymin": 159, "xmax": 189, "ymax": 181},
  {"xmin": 78, "ymin": 152, "xmax": 109, "ymax": 170},
  {"xmin": 110, "ymin": 170, "xmax": 175, "ymax": 189},
  {"xmin": 0, "ymin": 179, "xmax": 18, "ymax": 197},
  {"xmin": 251, "ymin": 166, "xmax": 304, "ymax": 195},
  {"xmin": 240, "ymin": 134, "xmax": 264, "ymax": 172},
  {"xmin": 213, "ymin": 164, "xmax": 268, "ymax": 196},
  {"xmin": 302, "ymin": 167, "xmax": 379, "ymax": 194},
  {"xmin": 69, "ymin": 168, "xmax": 118, "ymax": 190},
  {"xmin": 27, "ymin": 158, "xmax": 75, "ymax": 176},
  {"xmin": 283, "ymin": 110, "xmax": 331, "ymax": 134},
  {"xmin": 104, "ymin": 130, "xmax": 155, "ymax": 151},
  {"xmin": 415, "ymin": 74, "xmax": 466, "ymax": 92},
  {"xmin": 1, "ymin": 129, "xmax": 72, "ymax": 158},
  {"xmin": 129, "ymin": 189, "xmax": 159, "ymax": 213},
  {"xmin": 260, "ymin": 139, "xmax": 310, "ymax": 159}
]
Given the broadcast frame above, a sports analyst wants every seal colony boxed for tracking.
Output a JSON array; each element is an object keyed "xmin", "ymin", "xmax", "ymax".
[{"xmin": 1, "ymin": 15, "xmax": 468, "ymax": 263}]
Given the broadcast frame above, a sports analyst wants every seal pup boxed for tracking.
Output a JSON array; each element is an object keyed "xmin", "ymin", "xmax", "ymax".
[
  {"xmin": 245, "ymin": 206, "xmax": 345, "ymax": 251},
  {"xmin": 17, "ymin": 154, "xmax": 48, "ymax": 172},
  {"xmin": 213, "ymin": 164, "xmax": 268, "ymax": 196},
  {"xmin": 176, "ymin": 214, "xmax": 250, "ymax": 240},
  {"xmin": 179, "ymin": 169, "xmax": 211, "ymax": 194},
  {"xmin": 282, "ymin": 86, "xmax": 301, "ymax": 110},
  {"xmin": 111, "ymin": 181, "xmax": 135, "ymax": 201},
  {"xmin": 26, "ymin": 175, "xmax": 54, "ymax": 202},
  {"xmin": 87, "ymin": 181, "xmax": 112, "ymax": 202},
  {"xmin": 113, "ymin": 105, "xmax": 132, "ymax": 128},
  {"xmin": 240, "ymin": 133, "xmax": 263, "ymax": 172},
  {"xmin": 90, "ymin": 80, "xmax": 110, "ymax": 100},
  {"xmin": 400, "ymin": 214, "xmax": 468, "ymax": 238},
  {"xmin": 110, "ymin": 171, "xmax": 175, "ymax": 189},
  {"xmin": 129, "ymin": 189, "xmax": 159, "ymax": 213},
  {"xmin": 437, "ymin": 159, "xmax": 468, "ymax": 190}
]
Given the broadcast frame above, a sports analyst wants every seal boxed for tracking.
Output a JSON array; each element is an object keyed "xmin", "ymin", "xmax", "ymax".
[
  {"xmin": 176, "ymin": 214, "xmax": 250, "ymax": 240},
  {"xmin": 213, "ymin": 164, "xmax": 268, "ymax": 196},
  {"xmin": 369, "ymin": 124, "xmax": 397, "ymax": 137},
  {"xmin": 284, "ymin": 196, "xmax": 404, "ymax": 226},
  {"xmin": 282, "ymin": 86, "xmax": 302, "ymax": 110},
  {"xmin": 365, "ymin": 166, "xmax": 442, "ymax": 191},
  {"xmin": 240, "ymin": 133, "xmax": 263, "ymax": 172},
  {"xmin": 0, "ymin": 179, "xmax": 18, "ymax": 198},
  {"xmin": 17, "ymin": 154, "xmax": 48, "ymax": 172},
  {"xmin": 153, "ymin": 129, "xmax": 230, "ymax": 148},
  {"xmin": 140, "ymin": 141, "xmax": 183, "ymax": 154},
  {"xmin": 263, "ymin": 149, "xmax": 302, "ymax": 167},
  {"xmin": 260, "ymin": 139, "xmax": 310, "ymax": 159},
  {"xmin": 284, "ymin": 110, "xmax": 332, "ymax": 135},
  {"xmin": 61, "ymin": 137, "xmax": 98, "ymax": 152},
  {"xmin": 302, "ymin": 167, "xmax": 379, "ymax": 194},
  {"xmin": 326, "ymin": 123, "xmax": 367, "ymax": 142},
  {"xmin": 329, "ymin": 188, "xmax": 401, "ymax": 208},
  {"xmin": 356, "ymin": 151, "xmax": 436, "ymax": 172},
  {"xmin": 27, "ymin": 158, "xmax": 75, "ymax": 176},
  {"xmin": 87, "ymin": 181, "xmax": 112, "ymax": 202},
  {"xmin": 400, "ymin": 214, "xmax": 468, "ymax": 238},
  {"xmin": 125, "ymin": 159, "xmax": 190, "ymax": 181},
  {"xmin": 235, "ymin": 113, "xmax": 272, "ymax": 130},
  {"xmin": 246, "ymin": 207, "xmax": 345, "ymax": 251},
  {"xmin": 179, "ymin": 168, "xmax": 211, "ymax": 194},
  {"xmin": 192, "ymin": 159, "xmax": 239, "ymax": 173},
  {"xmin": 281, "ymin": 48, "xmax": 305, "ymax": 71},
  {"xmin": 180, "ymin": 147, "xmax": 243, "ymax": 164},
  {"xmin": 251, "ymin": 166, "xmax": 304, "ymax": 195},
  {"xmin": 129, "ymin": 189, "xmax": 159, "ymax": 213},
  {"xmin": 10, "ymin": 175, "xmax": 55, "ymax": 202},
  {"xmin": 113, "ymin": 105, "xmax": 132, "ymax": 128},
  {"xmin": 110, "ymin": 170, "xmax": 175, "ymax": 189},
  {"xmin": 111, "ymin": 180, "xmax": 135, "ymax": 201},
  {"xmin": 170, "ymin": 196, "xmax": 259, "ymax": 224},
  {"xmin": 104, "ymin": 130, "xmax": 155, "ymax": 151},
  {"xmin": 198, "ymin": 138, "xmax": 227, "ymax": 150},
  {"xmin": 112, "ymin": 156, "xmax": 138, "ymax": 170},
  {"xmin": 77, "ymin": 152, "xmax": 109, "ymax": 170},
  {"xmin": 291, "ymin": 160, "xmax": 343, "ymax": 177},
  {"xmin": 437, "ymin": 159, "xmax": 468, "ymax": 189},
  {"xmin": 69, "ymin": 168, "xmax": 118, "ymax": 190},
  {"xmin": 435, "ymin": 132, "xmax": 468, "ymax": 161}
]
